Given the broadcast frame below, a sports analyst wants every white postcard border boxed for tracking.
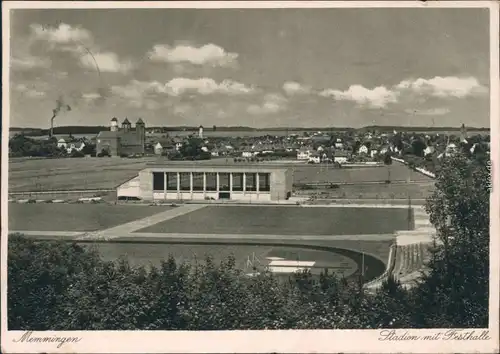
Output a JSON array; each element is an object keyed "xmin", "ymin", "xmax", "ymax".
[{"xmin": 1, "ymin": 1, "xmax": 499, "ymax": 353}]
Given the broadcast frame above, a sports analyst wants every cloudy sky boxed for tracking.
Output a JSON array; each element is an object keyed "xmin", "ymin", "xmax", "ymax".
[{"xmin": 9, "ymin": 7, "xmax": 490, "ymax": 128}]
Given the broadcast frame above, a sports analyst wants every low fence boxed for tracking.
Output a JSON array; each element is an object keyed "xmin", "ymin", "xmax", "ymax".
[
  {"xmin": 8, "ymin": 189, "xmax": 117, "ymax": 203},
  {"xmin": 391, "ymin": 157, "xmax": 436, "ymax": 178},
  {"xmin": 364, "ymin": 242, "xmax": 397, "ymax": 289}
]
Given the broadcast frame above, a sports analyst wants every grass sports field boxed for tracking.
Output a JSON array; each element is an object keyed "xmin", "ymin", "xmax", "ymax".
[
  {"xmin": 137, "ymin": 205, "xmax": 413, "ymax": 235},
  {"xmin": 82, "ymin": 239, "xmax": 391, "ymax": 281},
  {"xmin": 292, "ymin": 163, "xmax": 432, "ymax": 184},
  {"xmin": 10, "ymin": 203, "xmax": 399, "ymax": 281},
  {"xmin": 8, "ymin": 156, "xmax": 431, "ymax": 193},
  {"xmin": 8, "ymin": 157, "xmax": 159, "ymax": 192},
  {"xmin": 8, "ymin": 203, "xmax": 173, "ymax": 232},
  {"xmin": 298, "ymin": 182, "xmax": 435, "ymax": 200}
]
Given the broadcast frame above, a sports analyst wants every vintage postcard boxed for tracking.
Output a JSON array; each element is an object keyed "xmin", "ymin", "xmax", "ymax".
[{"xmin": 1, "ymin": 1, "xmax": 499, "ymax": 353}]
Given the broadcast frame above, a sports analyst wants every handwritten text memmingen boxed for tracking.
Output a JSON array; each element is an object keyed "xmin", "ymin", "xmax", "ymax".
[{"xmin": 13, "ymin": 331, "xmax": 82, "ymax": 348}]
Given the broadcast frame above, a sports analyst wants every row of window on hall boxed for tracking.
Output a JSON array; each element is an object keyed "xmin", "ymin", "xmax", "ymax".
[{"xmin": 152, "ymin": 172, "xmax": 271, "ymax": 192}]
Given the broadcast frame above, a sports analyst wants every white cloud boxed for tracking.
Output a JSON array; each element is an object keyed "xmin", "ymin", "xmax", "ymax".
[
  {"xmin": 112, "ymin": 78, "xmax": 254, "ymax": 99},
  {"xmin": 247, "ymin": 93, "xmax": 288, "ymax": 114},
  {"xmin": 82, "ymin": 92, "xmax": 101, "ymax": 100},
  {"xmin": 317, "ymin": 75, "xmax": 487, "ymax": 109},
  {"xmin": 80, "ymin": 52, "xmax": 133, "ymax": 73},
  {"xmin": 283, "ymin": 81, "xmax": 311, "ymax": 95},
  {"xmin": 319, "ymin": 85, "xmax": 398, "ymax": 108},
  {"xmin": 13, "ymin": 83, "xmax": 46, "ymax": 98},
  {"xmin": 148, "ymin": 43, "xmax": 238, "ymax": 67},
  {"xmin": 29, "ymin": 23, "xmax": 133, "ymax": 74},
  {"xmin": 30, "ymin": 23, "xmax": 92, "ymax": 44},
  {"xmin": 165, "ymin": 78, "xmax": 254, "ymax": 96},
  {"xmin": 396, "ymin": 76, "xmax": 488, "ymax": 98},
  {"xmin": 111, "ymin": 80, "xmax": 157, "ymax": 100},
  {"xmin": 11, "ymin": 55, "xmax": 52, "ymax": 70},
  {"xmin": 404, "ymin": 107, "xmax": 451, "ymax": 116}
]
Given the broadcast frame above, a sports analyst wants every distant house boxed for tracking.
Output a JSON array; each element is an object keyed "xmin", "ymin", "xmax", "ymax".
[
  {"xmin": 175, "ymin": 142, "xmax": 183, "ymax": 151},
  {"xmin": 370, "ymin": 149, "xmax": 378, "ymax": 158},
  {"xmin": 154, "ymin": 142, "xmax": 163, "ymax": 155},
  {"xmin": 57, "ymin": 138, "xmax": 68, "ymax": 149},
  {"xmin": 423, "ymin": 146, "xmax": 435, "ymax": 156},
  {"xmin": 66, "ymin": 141, "xmax": 85, "ymax": 154},
  {"xmin": 297, "ymin": 147, "xmax": 312, "ymax": 160},
  {"xmin": 321, "ymin": 152, "xmax": 333, "ymax": 163},
  {"xmin": 446, "ymin": 142, "xmax": 457, "ymax": 153},
  {"xmin": 308, "ymin": 152, "xmax": 321, "ymax": 164},
  {"xmin": 358, "ymin": 145, "xmax": 369, "ymax": 155},
  {"xmin": 438, "ymin": 142, "xmax": 458, "ymax": 159},
  {"xmin": 334, "ymin": 151, "xmax": 350, "ymax": 164},
  {"xmin": 242, "ymin": 151, "xmax": 253, "ymax": 158},
  {"xmin": 379, "ymin": 145, "xmax": 390, "ymax": 155}
]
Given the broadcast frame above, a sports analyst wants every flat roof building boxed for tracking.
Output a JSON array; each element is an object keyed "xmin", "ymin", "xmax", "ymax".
[{"xmin": 118, "ymin": 162, "xmax": 293, "ymax": 202}]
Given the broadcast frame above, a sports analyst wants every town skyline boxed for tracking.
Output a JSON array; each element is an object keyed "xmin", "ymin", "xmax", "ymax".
[{"xmin": 10, "ymin": 7, "xmax": 491, "ymax": 129}]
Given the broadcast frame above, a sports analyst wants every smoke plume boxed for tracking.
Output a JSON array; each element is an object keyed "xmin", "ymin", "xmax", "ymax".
[{"xmin": 50, "ymin": 96, "xmax": 72, "ymax": 137}]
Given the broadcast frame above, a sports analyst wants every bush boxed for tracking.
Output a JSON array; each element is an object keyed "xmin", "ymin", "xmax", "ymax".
[{"xmin": 70, "ymin": 149, "xmax": 85, "ymax": 158}]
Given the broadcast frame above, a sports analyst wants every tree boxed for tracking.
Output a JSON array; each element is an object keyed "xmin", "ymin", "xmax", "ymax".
[
  {"xmin": 179, "ymin": 137, "xmax": 210, "ymax": 160},
  {"xmin": 411, "ymin": 138, "xmax": 427, "ymax": 157},
  {"xmin": 81, "ymin": 143, "xmax": 96, "ymax": 156},
  {"xmin": 8, "ymin": 235, "xmax": 102, "ymax": 329},
  {"xmin": 412, "ymin": 151, "xmax": 490, "ymax": 327},
  {"xmin": 383, "ymin": 152, "xmax": 393, "ymax": 182},
  {"xmin": 353, "ymin": 140, "xmax": 361, "ymax": 153}
]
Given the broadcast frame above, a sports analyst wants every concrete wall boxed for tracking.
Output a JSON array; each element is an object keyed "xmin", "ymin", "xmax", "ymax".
[
  {"xmin": 117, "ymin": 176, "xmax": 141, "ymax": 198},
  {"xmin": 270, "ymin": 170, "xmax": 289, "ymax": 201},
  {"xmin": 139, "ymin": 169, "xmax": 153, "ymax": 200}
]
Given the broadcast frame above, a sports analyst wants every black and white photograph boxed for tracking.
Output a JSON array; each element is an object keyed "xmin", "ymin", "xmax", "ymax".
[{"xmin": 1, "ymin": 1, "xmax": 499, "ymax": 353}]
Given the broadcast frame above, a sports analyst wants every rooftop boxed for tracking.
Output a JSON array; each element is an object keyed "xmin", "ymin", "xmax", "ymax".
[{"xmin": 144, "ymin": 159, "xmax": 294, "ymax": 172}]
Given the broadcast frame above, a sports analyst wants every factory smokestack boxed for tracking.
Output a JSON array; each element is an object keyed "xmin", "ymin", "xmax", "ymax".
[{"xmin": 50, "ymin": 96, "xmax": 71, "ymax": 138}]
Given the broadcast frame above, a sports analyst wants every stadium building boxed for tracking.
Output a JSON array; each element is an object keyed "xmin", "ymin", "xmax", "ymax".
[{"xmin": 118, "ymin": 163, "xmax": 293, "ymax": 202}]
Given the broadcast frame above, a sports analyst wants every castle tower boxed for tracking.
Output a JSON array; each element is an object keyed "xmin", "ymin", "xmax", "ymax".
[
  {"xmin": 110, "ymin": 117, "xmax": 118, "ymax": 132},
  {"xmin": 122, "ymin": 118, "xmax": 131, "ymax": 133},
  {"xmin": 136, "ymin": 118, "xmax": 146, "ymax": 153},
  {"xmin": 198, "ymin": 125, "xmax": 204, "ymax": 139}
]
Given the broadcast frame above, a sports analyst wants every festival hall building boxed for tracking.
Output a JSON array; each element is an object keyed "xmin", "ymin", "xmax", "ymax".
[{"xmin": 117, "ymin": 162, "xmax": 293, "ymax": 202}]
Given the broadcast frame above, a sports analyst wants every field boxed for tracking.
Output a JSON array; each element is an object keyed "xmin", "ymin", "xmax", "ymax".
[
  {"xmin": 297, "ymin": 182, "xmax": 435, "ymax": 200},
  {"xmin": 9, "ymin": 156, "xmax": 433, "ymax": 197},
  {"xmin": 8, "ymin": 204, "xmax": 172, "ymax": 232},
  {"xmin": 137, "ymin": 205, "xmax": 412, "ymax": 235},
  {"xmin": 8, "ymin": 157, "xmax": 160, "ymax": 192},
  {"xmin": 292, "ymin": 163, "xmax": 432, "ymax": 184},
  {"xmin": 83, "ymin": 239, "xmax": 391, "ymax": 281},
  {"xmin": 9, "ymin": 202, "xmax": 399, "ymax": 282}
]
